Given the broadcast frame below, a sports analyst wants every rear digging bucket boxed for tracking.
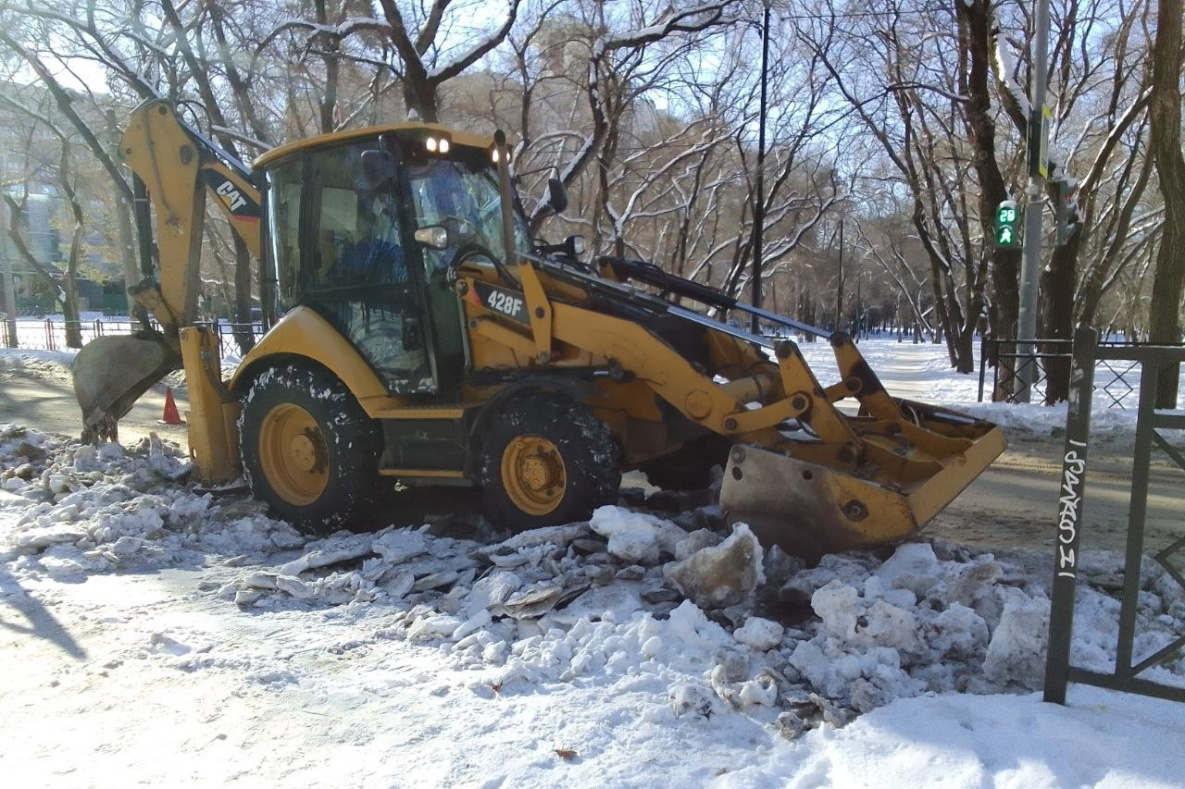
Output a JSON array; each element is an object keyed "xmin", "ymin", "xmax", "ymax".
[{"xmin": 72, "ymin": 334, "xmax": 180, "ymax": 442}]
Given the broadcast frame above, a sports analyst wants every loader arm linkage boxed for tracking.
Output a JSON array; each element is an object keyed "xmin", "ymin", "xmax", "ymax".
[{"xmin": 468, "ymin": 248, "xmax": 1004, "ymax": 560}]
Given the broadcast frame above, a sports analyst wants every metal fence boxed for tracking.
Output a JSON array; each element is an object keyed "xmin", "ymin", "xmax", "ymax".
[
  {"xmin": 978, "ymin": 336, "xmax": 1184, "ymax": 408},
  {"xmin": 1044, "ymin": 326, "xmax": 1185, "ymax": 705},
  {"xmin": 0, "ymin": 317, "xmax": 264, "ymax": 359}
]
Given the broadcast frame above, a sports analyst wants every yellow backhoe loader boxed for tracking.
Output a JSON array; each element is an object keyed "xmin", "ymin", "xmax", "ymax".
[{"xmin": 73, "ymin": 99, "xmax": 1004, "ymax": 560}]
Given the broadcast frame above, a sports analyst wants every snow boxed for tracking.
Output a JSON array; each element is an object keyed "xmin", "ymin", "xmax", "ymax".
[
  {"xmin": 1, "ymin": 342, "xmax": 1184, "ymax": 786},
  {"xmin": 793, "ymin": 333, "xmax": 1185, "ymax": 431},
  {"xmin": 993, "ymin": 38, "xmax": 1033, "ymax": 117}
]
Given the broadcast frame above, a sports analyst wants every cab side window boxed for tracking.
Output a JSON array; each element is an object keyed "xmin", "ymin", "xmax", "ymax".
[
  {"xmin": 306, "ymin": 144, "xmax": 406, "ymax": 290},
  {"xmin": 267, "ymin": 162, "xmax": 303, "ymax": 308}
]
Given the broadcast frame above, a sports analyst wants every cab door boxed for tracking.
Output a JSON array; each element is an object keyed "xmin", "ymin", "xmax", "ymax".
[{"xmin": 296, "ymin": 142, "xmax": 437, "ymax": 394}]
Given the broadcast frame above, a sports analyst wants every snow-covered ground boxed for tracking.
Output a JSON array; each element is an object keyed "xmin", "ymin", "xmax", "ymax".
[{"xmin": 1, "ymin": 341, "xmax": 1183, "ymax": 787}]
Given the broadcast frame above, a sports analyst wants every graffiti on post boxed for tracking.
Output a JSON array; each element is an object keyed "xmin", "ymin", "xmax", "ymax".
[{"xmin": 1056, "ymin": 439, "xmax": 1087, "ymax": 578}]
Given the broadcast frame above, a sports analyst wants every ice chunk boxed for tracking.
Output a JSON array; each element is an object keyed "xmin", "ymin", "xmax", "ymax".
[
  {"xmin": 876, "ymin": 542, "xmax": 940, "ymax": 596},
  {"xmin": 371, "ymin": 528, "xmax": 429, "ymax": 565},
  {"xmin": 408, "ymin": 614, "xmax": 464, "ymax": 641},
  {"xmin": 589, "ymin": 505, "xmax": 684, "ymax": 564},
  {"xmin": 983, "ymin": 589, "xmax": 1050, "ymax": 688},
  {"xmin": 734, "ymin": 616, "xmax": 784, "ymax": 651},
  {"xmin": 277, "ymin": 533, "xmax": 373, "ymax": 575}
]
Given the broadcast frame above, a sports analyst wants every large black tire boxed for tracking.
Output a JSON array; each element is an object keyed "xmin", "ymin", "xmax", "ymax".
[
  {"xmin": 479, "ymin": 393, "xmax": 620, "ymax": 530},
  {"xmin": 239, "ymin": 364, "xmax": 383, "ymax": 535},
  {"xmin": 640, "ymin": 433, "xmax": 732, "ymax": 491}
]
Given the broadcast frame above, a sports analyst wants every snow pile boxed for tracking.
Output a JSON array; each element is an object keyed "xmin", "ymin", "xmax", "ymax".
[
  {"xmin": 204, "ymin": 510, "xmax": 1183, "ymax": 733},
  {"xmin": 0, "ymin": 425, "xmax": 304, "ymax": 579},
  {"xmin": 2, "ymin": 423, "xmax": 1183, "ymax": 751}
]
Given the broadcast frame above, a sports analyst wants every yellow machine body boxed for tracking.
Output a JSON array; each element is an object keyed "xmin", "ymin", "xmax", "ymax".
[{"xmin": 71, "ymin": 98, "xmax": 1004, "ymax": 559}]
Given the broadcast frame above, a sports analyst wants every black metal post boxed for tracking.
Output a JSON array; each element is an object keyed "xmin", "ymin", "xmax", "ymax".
[
  {"xmin": 750, "ymin": 0, "xmax": 770, "ymax": 335},
  {"xmin": 978, "ymin": 336, "xmax": 987, "ymax": 402},
  {"xmin": 1115, "ymin": 356, "xmax": 1161, "ymax": 681},
  {"xmin": 1044, "ymin": 325, "xmax": 1098, "ymax": 704}
]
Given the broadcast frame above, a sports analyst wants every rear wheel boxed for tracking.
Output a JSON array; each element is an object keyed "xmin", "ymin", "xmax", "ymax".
[
  {"xmin": 479, "ymin": 394, "xmax": 620, "ymax": 530},
  {"xmin": 239, "ymin": 364, "xmax": 382, "ymax": 535}
]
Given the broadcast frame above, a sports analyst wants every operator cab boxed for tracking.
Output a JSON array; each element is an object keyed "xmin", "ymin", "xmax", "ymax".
[{"xmin": 256, "ymin": 125, "xmax": 530, "ymax": 398}]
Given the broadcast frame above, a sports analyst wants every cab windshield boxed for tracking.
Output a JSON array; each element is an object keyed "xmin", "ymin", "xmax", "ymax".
[{"xmin": 406, "ymin": 157, "xmax": 529, "ymax": 269}]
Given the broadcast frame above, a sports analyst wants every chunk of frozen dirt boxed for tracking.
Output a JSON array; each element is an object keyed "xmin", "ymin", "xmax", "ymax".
[{"xmin": 663, "ymin": 523, "xmax": 764, "ymax": 609}]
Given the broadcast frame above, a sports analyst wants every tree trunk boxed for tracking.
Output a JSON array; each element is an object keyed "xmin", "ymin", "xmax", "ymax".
[
  {"xmin": 232, "ymin": 234, "xmax": 256, "ymax": 354},
  {"xmin": 957, "ymin": 1, "xmax": 1021, "ymax": 398},
  {"xmin": 3, "ymin": 196, "xmax": 61, "ymax": 319},
  {"xmin": 61, "ymin": 215, "xmax": 85, "ymax": 349},
  {"xmin": 1147, "ymin": 0, "xmax": 1185, "ymax": 408},
  {"xmin": 106, "ymin": 110, "xmax": 142, "ymax": 318},
  {"xmin": 952, "ymin": 324, "xmax": 976, "ymax": 374},
  {"xmin": 57, "ymin": 144, "xmax": 87, "ymax": 348},
  {"xmin": 1039, "ymin": 230, "xmax": 1082, "ymax": 403},
  {"xmin": 402, "ymin": 73, "xmax": 439, "ymax": 122},
  {"xmin": 61, "ymin": 272, "xmax": 83, "ymax": 348}
]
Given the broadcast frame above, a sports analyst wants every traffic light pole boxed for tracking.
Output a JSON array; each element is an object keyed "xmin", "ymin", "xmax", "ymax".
[{"xmin": 1015, "ymin": 0, "xmax": 1051, "ymax": 404}]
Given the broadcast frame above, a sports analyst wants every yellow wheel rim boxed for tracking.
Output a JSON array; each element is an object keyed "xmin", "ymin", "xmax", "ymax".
[
  {"xmin": 501, "ymin": 435, "xmax": 567, "ymax": 516},
  {"xmin": 258, "ymin": 403, "xmax": 329, "ymax": 506}
]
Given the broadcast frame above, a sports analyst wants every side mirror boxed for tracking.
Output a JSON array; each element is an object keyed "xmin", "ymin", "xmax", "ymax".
[
  {"xmin": 414, "ymin": 226, "xmax": 449, "ymax": 250},
  {"xmin": 547, "ymin": 177, "xmax": 568, "ymax": 214},
  {"xmin": 565, "ymin": 235, "xmax": 585, "ymax": 257},
  {"xmin": 361, "ymin": 150, "xmax": 397, "ymax": 190}
]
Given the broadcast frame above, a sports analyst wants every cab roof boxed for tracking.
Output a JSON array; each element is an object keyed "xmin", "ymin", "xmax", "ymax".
[{"xmin": 253, "ymin": 122, "xmax": 498, "ymax": 170}]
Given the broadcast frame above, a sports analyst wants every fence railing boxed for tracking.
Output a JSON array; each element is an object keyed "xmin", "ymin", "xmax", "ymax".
[
  {"xmin": 978, "ymin": 336, "xmax": 1185, "ymax": 408},
  {"xmin": 1044, "ymin": 326, "xmax": 1185, "ymax": 705},
  {"xmin": 1, "ymin": 318, "xmax": 264, "ymax": 359}
]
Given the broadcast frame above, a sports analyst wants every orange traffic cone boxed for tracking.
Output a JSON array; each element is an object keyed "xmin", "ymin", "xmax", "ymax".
[{"xmin": 160, "ymin": 387, "xmax": 184, "ymax": 425}]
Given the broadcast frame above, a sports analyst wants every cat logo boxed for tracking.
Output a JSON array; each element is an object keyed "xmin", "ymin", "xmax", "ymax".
[
  {"xmin": 216, "ymin": 180, "xmax": 247, "ymax": 211},
  {"xmin": 201, "ymin": 171, "xmax": 260, "ymax": 219}
]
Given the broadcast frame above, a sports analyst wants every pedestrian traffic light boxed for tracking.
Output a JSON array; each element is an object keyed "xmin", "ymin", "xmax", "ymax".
[{"xmin": 994, "ymin": 200, "xmax": 1021, "ymax": 249}]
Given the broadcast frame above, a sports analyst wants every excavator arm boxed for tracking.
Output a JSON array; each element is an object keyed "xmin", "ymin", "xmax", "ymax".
[
  {"xmin": 120, "ymin": 100, "xmax": 262, "ymax": 336},
  {"xmin": 73, "ymin": 99, "xmax": 260, "ymax": 445}
]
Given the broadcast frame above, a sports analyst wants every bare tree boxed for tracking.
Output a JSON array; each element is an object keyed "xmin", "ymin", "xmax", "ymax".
[{"xmin": 1146, "ymin": 0, "xmax": 1185, "ymax": 406}]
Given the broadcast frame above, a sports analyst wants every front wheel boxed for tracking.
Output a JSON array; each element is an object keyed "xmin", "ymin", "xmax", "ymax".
[
  {"xmin": 479, "ymin": 394, "xmax": 620, "ymax": 530},
  {"xmin": 238, "ymin": 364, "xmax": 383, "ymax": 535}
]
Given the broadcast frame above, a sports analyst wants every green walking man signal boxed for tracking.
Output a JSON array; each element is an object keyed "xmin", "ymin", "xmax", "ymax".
[{"xmin": 994, "ymin": 199, "xmax": 1022, "ymax": 249}]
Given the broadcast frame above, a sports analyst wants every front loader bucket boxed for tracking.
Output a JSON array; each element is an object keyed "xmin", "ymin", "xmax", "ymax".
[
  {"xmin": 720, "ymin": 405, "xmax": 1005, "ymax": 562},
  {"xmin": 72, "ymin": 334, "xmax": 181, "ymax": 443}
]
